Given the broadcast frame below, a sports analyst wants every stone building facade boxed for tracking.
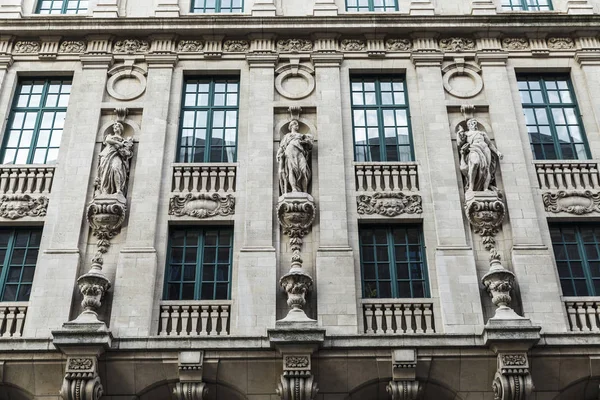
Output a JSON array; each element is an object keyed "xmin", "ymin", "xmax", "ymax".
[{"xmin": 0, "ymin": 0, "xmax": 600, "ymax": 399}]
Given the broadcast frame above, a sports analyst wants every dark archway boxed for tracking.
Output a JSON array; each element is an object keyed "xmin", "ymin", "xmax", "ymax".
[
  {"xmin": 346, "ymin": 378, "xmax": 464, "ymax": 400},
  {"xmin": 553, "ymin": 376, "xmax": 600, "ymax": 400},
  {"xmin": 0, "ymin": 384, "xmax": 34, "ymax": 400},
  {"xmin": 137, "ymin": 379, "xmax": 249, "ymax": 400}
]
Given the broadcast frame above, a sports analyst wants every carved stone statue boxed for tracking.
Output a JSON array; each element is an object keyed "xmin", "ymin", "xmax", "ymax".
[
  {"xmin": 457, "ymin": 118, "xmax": 503, "ymax": 193},
  {"xmin": 277, "ymin": 120, "xmax": 314, "ymax": 194},
  {"xmin": 96, "ymin": 122, "xmax": 133, "ymax": 197}
]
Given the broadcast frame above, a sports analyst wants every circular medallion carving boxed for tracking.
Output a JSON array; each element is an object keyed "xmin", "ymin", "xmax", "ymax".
[
  {"xmin": 106, "ymin": 64, "xmax": 147, "ymax": 101},
  {"xmin": 442, "ymin": 62, "xmax": 483, "ymax": 99},
  {"xmin": 275, "ymin": 64, "xmax": 315, "ymax": 100}
]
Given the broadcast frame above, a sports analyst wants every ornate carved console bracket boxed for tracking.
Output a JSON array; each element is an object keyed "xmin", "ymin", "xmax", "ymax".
[
  {"xmin": 492, "ymin": 353, "xmax": 534, "ymax": 400},
  {"xmin": 277, "ymin": 108, "xmax": 317, "ymax": 323},
  {"xmin": 387, "ymin": 349, "xmax": 422, "ymax": 400},
  {"xmin": 173, "ymin": 351, "xmax": 208, "ymax": 400},
  {"xmin": 276, "ymin": 353, "xmax": 319, "ymax": 400},
  {"xmin": 60, "ymin": 357, "xmax": 104, "ymax": 400}
]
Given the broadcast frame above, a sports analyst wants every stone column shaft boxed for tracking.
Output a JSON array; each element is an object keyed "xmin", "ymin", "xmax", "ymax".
[
  {"xmin": 313, "ymin": 54, "xmax": 357, "ymax": 334},
  {"xmin": 412, "ymin": 53, "xmax": 484, "ymax": 333},
  {"xmin": 236, "ymin": 54, "xmax": 278, "ymax": 335},
  {"xmin": 24, "ymin": 58, "xmax": 111, "ymax": 337},
  {"xmin": 109, "ymin": 56, "xmax": 176, "ymax": 336},
  {"xmin": 478, "ymin": 52, "xmax": 567, "ymax": 332}
]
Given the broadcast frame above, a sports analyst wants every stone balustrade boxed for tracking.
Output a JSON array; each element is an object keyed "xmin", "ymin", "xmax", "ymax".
[
  {"xmin": 0, "ymin": 303, "xmax": 27, "ymax": 338},
  {"xmin": 565, "ymin": 298, "xmax": 600, "ymax": 331},
  {"xmin": 535, "ymin": 161, "xmax": 600, "ymax": 191},
  {"xmin": 0, "ymin": 166, "xmax": 55, "ymax": 195},
  {"xmin": 361, "ymin": 299, "xmax": 435, "ymax": 334},
  {"xmin": 158, "ymin": 301, "xmax": 231, "ymax": 336},
  {"xmin": 171, "ymin": 163, "xmax": 236, "ymax": 194},
  {"xmin": 355, "ymin": 162, "xmax": 419, "ymax": 192}
]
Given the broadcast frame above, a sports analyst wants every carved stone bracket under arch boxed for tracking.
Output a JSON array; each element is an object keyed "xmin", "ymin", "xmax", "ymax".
[
  {"xmin": 275, "ymin": 60, "xmax": 315, "ymax": 100},
  {"xmin": 107, "ymin": 61, "xmax": 148, "ymax": 101},
  {"xmin": 442, "ymin": 59, "xmax": 483, "ymax": 98}
]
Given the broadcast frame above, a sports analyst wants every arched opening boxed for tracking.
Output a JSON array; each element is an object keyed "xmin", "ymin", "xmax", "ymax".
[
  {"xmin": 553, "ymin": 376, "xmax": 600, "ymax": 400},
  {"xmin": 346, "ymin": 378, "xmax": 463, "ymax": 400},
  {"xmin": 137, "ymin": 379, "xmax": 249, "ymax": 400},
  {"xmin": 0, "ymin": 384, "xmax": 34, "ymax": 400}
]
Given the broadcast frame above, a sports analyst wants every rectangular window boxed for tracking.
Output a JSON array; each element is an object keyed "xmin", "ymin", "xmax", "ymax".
[
  {"xmin": 360, "ymin": 226, "xmax": 429, "ymax": 299},
  {"xmin": 191, "ymin": 0, "xmax": 243, "ymax": 13},
  {"xmin": 550, "ymin": 224, "xmax": 600, "ymax": 297},
  {"xmin": 178, "ymin": 78, "xmax": 239, "ymax": 163},
  {"xmin": 37, "ymin": 0, "xmax": 88, "ymax": 14},
  {"xmin": 346, "ymin": 0, "xmax": 398, "ymax": 11},
  {"xmin": 501, "ymin": 0, "xmax": 552, "ymax": 10},
  {"xmin": 351, "ymin": 76, "xmax": 413, "ymax": 162},
  {"xmin": 0, "ymin": 229, "xmax": 41, "ymax": 302},
  {"xmin": 518, "ymin": 75, "xmax": 589, "ymax": 160},
  {"xmin": 164, "ymin": 227, "xmax": 233, "ymax": 301},
  {"xmin": 2, "ymin": 79, "xmax": 71, "ymax": 165}
]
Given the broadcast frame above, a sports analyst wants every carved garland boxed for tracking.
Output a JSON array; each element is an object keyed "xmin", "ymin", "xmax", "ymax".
[
  {"xmin": 169, "ymin": 193, "xmax": 235, "ymax": 218},
  {"xmin": 357, "ymin": 192, "xmax": 422, "ymax": 217},
  {"xmin": 0, "ymin": 194, "xmax": 48, "ymax": 219},
  {"xmin": 543, "ymin": 190, "xmax": 600, "ymax": 215}
]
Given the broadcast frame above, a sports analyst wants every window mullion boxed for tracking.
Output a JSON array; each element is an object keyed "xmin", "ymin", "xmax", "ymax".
[
  {"xmin": 205, "ymin": 82, "xmax": 216, "ymax": 162},
  {"xmin": 195, "ymin": 231, "xmax": 205, "ymax": 300},
  {"xmin": 28, "ymin": 81, "xmax": 51, "ymax": 164},
  {"xmin": 0, "ymin": 230, "xmax": 15, "ymax": 301},
  {"xmin": 539, "ymin": 78, "xmax": 562, "ymax": 160},
  {"xmin": 576, "ymin": 227, "xmax": 597, "ymax": 296},
  {"xmin": 387, "ymin": 228, "xmax": 398, "ymax": 298}
]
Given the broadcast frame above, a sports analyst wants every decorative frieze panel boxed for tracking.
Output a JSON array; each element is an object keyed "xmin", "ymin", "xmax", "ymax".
[
  {"xmin": 178, "ymin": 40, "xmax": 204, "ymax": 53},
  {"xmin": 169, "ymin": 193, "xmax": 235, "ymax": 218},
  {"xmin": 0, "ymin": 194, "xmax": 48, "ymax": 219},
  {"xmin": 439, "ymin": 37, "xmax": 476, "ymax": 52},
  {"xmin": 548, "ymin": 37, "xmax": 575, "ymax": 49},
  {"xmin": 59, "ymin": 41, "xmax": 87, "ymax": 54},
  {"xmin": 543, "ymin": 190, "xmax": 600, "ymax": 215},
  {"xmin": 341, "ymin": 39, "xmax": 366, "ymax": 52},
  {"xmin": 501, "ymin": 38, "xmax": 529, "ymax": 50},
  {"xmin": 386, "ymin": 39, "xmax": 411, "ymax": 52},
  {"xmin": 357, "ymin": 192, "xmax": 422, "ymax": 217},
  {"xmin": 13, "ymin": 41, "xmax": 40, "ymax": 54},
  {"xmin": 223, "ymin": 40, "xmax": 250, "ymax": 52},
  {"xmin": 113, "ymin": 39, "xmax": 150, "ymax": 54},
  {"xmin": 277, "ymin": 39, "xmax": 313, "ymax": 52}
]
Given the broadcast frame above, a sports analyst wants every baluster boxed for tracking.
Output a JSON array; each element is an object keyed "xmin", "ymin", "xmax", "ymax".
[
  {"xmin": 190, "ymin": 305, "xmax": 200, "ymax": 336},
  {"xmin": 217, "ymin": 168, "xmax": 226, "ymax": 193},
  {"xmin": 423, "ymin": 303, "xmax": 434, "ymax": 333},
  {"xmin": 373, "ymin": 166, "xmax": 382, "ymax": 191},
  {"xmin": 180, "ymin": 306, "xmax": 190, "ymax": 335},
  {"xmin": 566, "ymin": 302, "xmax": 578, "ymax": 331},
  {"xmin": 581, "ymin": 164, "xmax": 591, "ymax": 189},
  {"xmin": 200, "ymin": 167, "xmax": 209, "ymax": 193},
  {"xmin": 355, "ymin": 166, "xmax": 364, "ymax": 191},
  {"xmin": 384, "ymin": 303, "xmax": 393, "ymax": 334},
  {"xmin": 13, "ymin": 306, "xmax": 25, "ymax": 337},
  {"xmin": 587, "ymin": 302, "xmax": 598, "ymax": 332},
  {"xmin": 374, "ymin": 304, "xmax": 384, "ymax": 334},
  {"xmin": 0, "ymin": 169, "xmax": 9, "ymax": 194},
  {"xmin": 209, "ymin": 168, "xmax": 218, "ymax": 193},
  {"xmin": 390, "ymin": 305, "xmax": 400, "ymax": 333},
  {"xmin": 8, "ymin": 169, "xmax": 18, "ymax": 194},
  {"xmin": 577, "ymin": 302, "xmax": 590, "ymax": 332},
  {"xmin": 409, "ymin": 165, "xmax": 418, "ymax": 191},
  {"xmin": 401, "ymin": 304, "xmax": 412, "ymax": 333},
  {"xmin": 219, "ymin": 305, "xmax": 230, "ymax": 335},
  {"xmin": 382, "ymin": 166, "xmax": 392, "ymax": 191},
  {"xmin": 365, "ymin": 166, "xmax": 374, "ymax": 192},
  {"xmin": 209, "ymin": 305, "xmax": 218, "ymax": 336},
  {"xmin": 594, "ymin": 302, "xmax": 600, "ymax": 332},
  {"xmin": 545, "ymin": 165, "xmax": 556, "ymax": 190},
  {"xmin": 552, "ymin": 165, "xmax": 563, "ymax": 190},
  {"xmin": 391, "ymin": 166, "xmax": 400, "ymax": 191},
  {"xmin": 182, "ymin": 167, "xmax": 192, "ymax": 193},
  {"xmin": 200, "ymin": 305, "xmax": 210, "ymax": 336},
  {"xmin": 364, "ymin": 305, "xmax": 374, "ymax": 334},
  {"xmin": 191, "ymin": 167, "xmax": 201, "ymax": 193},
  {"xmin": 572, "ymin": 164, "xmax": 582, "ymax": 189},
  {"xmin": 26, "ymin": 169, "xmax": 35, "ymax": 193},
  {"xmin": 0, "ymin": 308, "xmax": 6, "ymax": 337},
  {"xmin": 536, "ymin": 165, "xmax": 546, "ymax": 189},
  {"xmin": 159, "ymin": 306, "xmax": 170, "ymax": 335},
  {"xmin": 173, "ymin": 167, "xmax": 183, "ymax": 193},
  {"xmin": 43, "ymin": 169, "xmax": 53, "ymax": 194},
  {"xmin": 414, "ymin": 304, "xmax": 424, "ymax": 334},
  {"xmin": 35, "ymin": 169, "xmax": 44, "ymax": 194},
  {"xmin": 591, "ymin": 165, "xmax": 600, "ymax": 188},
  {"xmin": 400, "ymin": 167, "xmax": 409, "ymax": 191},
  {"xmin": 3, "ymin": 307, "xmax": 16, "ymax": 337},
  {"xmin": 171, "ymin": 306, "xmax": 181, "ymax": 335},
  {"xmin": 226, "ymin": 167, "xmax": 235, "ymax": 193},
  {"xmin": 17, "ymin": 169, "xmax": 27, "ymax": 194}
]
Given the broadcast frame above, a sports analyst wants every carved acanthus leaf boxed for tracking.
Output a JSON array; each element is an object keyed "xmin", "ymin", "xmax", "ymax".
[
  {"xmin": 547, "ymin": 37, "xmax": 575, "ymax": 49},
  {"xmin": 341, "ymin": 39, "xmax": 366, "ymax": 52},
  {"xmin": 223, "ymin": 40, "xmax": 249, "ymax": 52},
  {"xmin": 385, "ymin": 39, "xmax": 412, "ymax": 51},
  {"xmin": 357, "ymin": 192, "xmax": 422, "ymax": 217},
  {"xmin": 178, "ymin": 40, "xmax": 204, "ymax": 52},
  {"xmin": 59, "ymin": 41, "xmax": 86, "ymax": 53},
  {"xmin": 13, "ymin": 41, "xmax": 40, "ymax": 54},
  {"xmin": 169, "ymin": 193, "xmax": 235, "ymax": 218},
  {"xmin": 501, "ymin": 38, "xmax": 529, "ymax": 50}
]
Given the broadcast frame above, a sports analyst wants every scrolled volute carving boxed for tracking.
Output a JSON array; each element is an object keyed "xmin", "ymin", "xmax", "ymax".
[
  {"xmin": 341, "ymin": 39, "xmax": 366, "ymax": 51},
  {"xmin": 277, "ymin": 197, "xmax": 316, "ymax": 239},
  {"xmin": 548, "ymin": 37, "xmax": 575, "ymax": 49},
  {"xmin": 173, "ymin": 382, "xmax": 208, "ymax": 400},
  {"xmin": 386, "ymin": 380, "xmax": 422, "ymax": 400},
  {"xmin": 385, "ymin": 39, "xmax": 411, "ymax": 51},
  {"xmin": 60, "ymin": 357, "xmax": 103, "ymax": 400},
  {"xmin": 357, "ymin": 192, "xmax": 422, "ymax": 217},
  {"xmin": 177, "ymin": 40, "xmax": 204, "ymax": 52},
  {"xmin": 169, "ymin": 193, "xmax": 235, "ymax": 218},
  {"xmin": 464, "ymin": 192, "xmax": 505, "ymax": 239},
  {"xmin": 543, "ymin": 190, "xmax": 600, "ymax": 215},
  {"xmin": 59, "ymin": 41, "xmax": 86, "ymax": 53},
  {"xmin": 502, "ymin": 38, "xmax": 529, "ymax": 50},
  {"xmin": 223, "ymin": 40, "xmax": 249, "ymax": 52},
  {"xmin": 276, "ymin": 374, "xmax": 318, "ymax": 400},
  {"xmin": 492, "ymin": 353, "xmax": 533, "ymax": 400},
  {"xmin": 0, "ymin": 194, "xmax": 48, "ymax": 219},
  {"xmin": 14, "ymin": 41, "xmax": 40, "ymax": 53}
]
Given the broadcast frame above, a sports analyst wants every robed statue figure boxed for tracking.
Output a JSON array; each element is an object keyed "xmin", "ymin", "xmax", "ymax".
[
  {"xmin": 277, "ymin": 120, "xmax": 314, "ymax": 194},
  {"xmin": 96, "ymin": 122, "xmax": 134, "ymax": 197},
  {"xmin": 457, "ymin": 118, "xmax": 503, "ymax": 193}
]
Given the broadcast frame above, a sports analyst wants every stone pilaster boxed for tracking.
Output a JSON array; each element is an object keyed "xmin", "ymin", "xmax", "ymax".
[
  {"xmin": 0, "ymin": 0, "xmax": 22, "ymax": 18},
  {"xmin": 236, "ymin": 48, "xmax": 278, "ymax": 335},
  {"xmin": 24, "ymin": 54, "xmax": 113, "ymax": 338},
  {"xmin": 155, "ymin": 0, "xmax": 180, "ymax": 17},
  {"xmin": 109, "ymin": 53, "xmax": 177, "ymax": 336},
  {"xmin": 312, "ymin": 0, "xmax": 338, "ymax": 16},
  {"xmin": 251, "ymin": 0, "xmax": 277, "ymax": 16},
  {"xmin": 0, "ymin": 50, "xmax": 13, "ymax": 93},
  {"xmin": 387, "ymin": 349, "xmax": 421, "ymax": 400},
  {"xmin": 476, "ymin": 48, "xmax": 568, "ymax": 332},
  {"xmin": 409, "ymin": 0, "xmax": 435, "ymax": 15},
  {"xmin": 411, "ymin": 44, "xmax": 484, "ymax": 334},
  {"xmin": 312, "ymin": 49, "xmax": 358, "ymax": 334},
  {"xmin": 93, "ymin": 0, "xmax": 120, "ymax": 17}
]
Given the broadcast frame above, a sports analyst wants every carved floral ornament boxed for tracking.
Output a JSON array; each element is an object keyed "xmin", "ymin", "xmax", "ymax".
[
  {"xmin": 357, "ymin": 192, "xmax": 422, "ymax": 217},
  {"xmin": 386, "ymin": 39, "xmax": 412, "ymax": 51},
  {"xmin": 277, "ymin": 39, "xmax": 313, "ymax": 52},
  {"xmin": 0, "ymin": 194, "xmax": 48, "ymax": 220},
  {"xmin": 543, "ymin": 190, "xmax": 600, "ymax": 215},
  {"xmin": 177, "ymin": 40, "xmax": 204, "ymax": 53},
  {"xmin": 13, "ymin": 41, "xmax": 40, "ymax": 53},
  {"xmin": 113, "ymin": 39, "xmax": 150, "ymax": 54},
  {"xmin": 169, "ymin": 193, "xmax": 235, "ymax": 218},
  {"xmin": 223, "ymin": 40, "xmax": 250, "ymax": 52},
  {"xmin": 439, "ymin": 37, "xmax": 476, "ymax": 52},
  {"xmin": 58, "ymin": 41, "xmax": 87, "ymax": 54},
  {"xmin": 501, "ymin": 38, "xmax": 529, "ymax": 50},
  {"xmin": 341, "ymin": 39, "xmax": 366, "ymax": 51},
  {"xmin": 547, "ymin": 37, "xmax": 575, "ymax": 49}
]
